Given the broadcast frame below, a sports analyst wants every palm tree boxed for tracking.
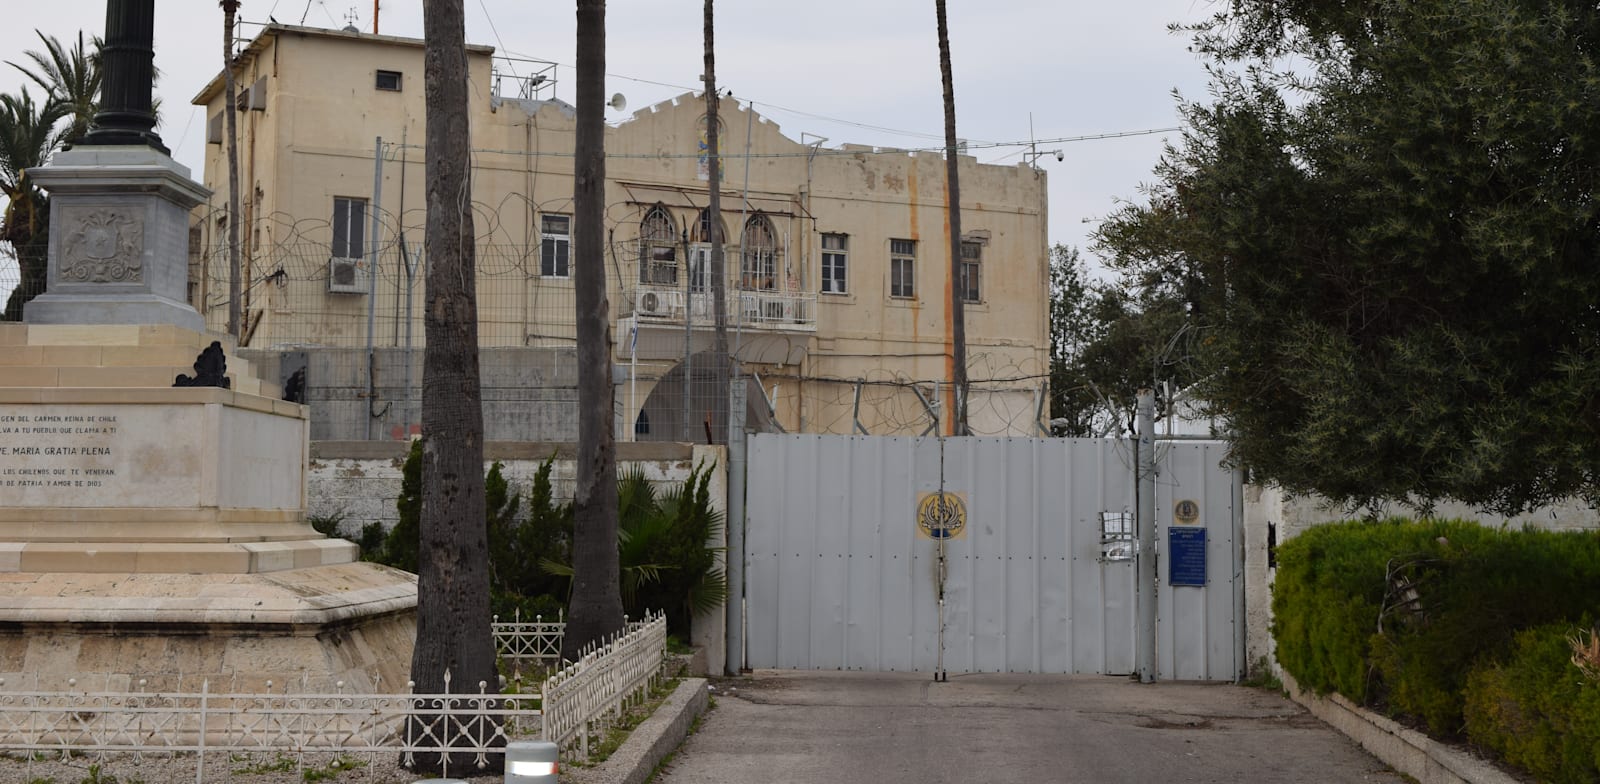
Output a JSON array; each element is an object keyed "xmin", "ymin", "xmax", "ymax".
[
  {"xmin": 1, "ymin": 31, "xmax": 102, "ymax": 321},
  {"xmin": 8, "ymin": 32, "xmax": 101, "ymax": 146},
  {"xmin": 563, "ymin": 0, "xmax": 626, "ymax": 661},
  {"xmin": 0, "ymin": 89, "xmax": 66, "ymax": 321},
  {"xmin": 408, "ymin": 0, "xmax": 498, "ymax": 774},
  {"xmin": 936, "ymin": 0, "xmax": 969, "ymax": 435}
]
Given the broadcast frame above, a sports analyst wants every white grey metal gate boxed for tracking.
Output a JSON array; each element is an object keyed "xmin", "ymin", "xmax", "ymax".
[{"xmin": 743, "ymin": 434, "xmax": 1241, "ymax": 679}]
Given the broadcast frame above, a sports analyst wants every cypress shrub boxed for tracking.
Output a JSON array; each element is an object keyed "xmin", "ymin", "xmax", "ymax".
[
  {"xmin": 1464, "ymin": 623, "xmax": 1600, "ymax": 783},
  {"xmin": 1273, "ymin": 519, "xmax": 1600, "ymax": 735}
]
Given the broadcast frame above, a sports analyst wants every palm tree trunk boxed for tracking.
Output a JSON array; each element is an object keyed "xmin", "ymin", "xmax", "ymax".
[
  {"xmin": 220, "ymin": 1, "xmax": 243, "ymax": 338},
  {"xmin": 563, "ymin": 0, "xmax": 626, "ymax": 660},
  {"xmin": 705, "ymin": 0, "xmax": 729, "ymax": 367},
  {"xmin": 408, "ymin": 0, "xmax": 498, "ymax": 773},
  {"xmin": 936, "ymin": 0, "xmax": 968, "ymax": 435}
]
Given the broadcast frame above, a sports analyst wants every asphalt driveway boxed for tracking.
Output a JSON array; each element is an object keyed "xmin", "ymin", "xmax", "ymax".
[{"xmin": 653, "ymin": 670, "xmax": 1402, "ymax": 784}]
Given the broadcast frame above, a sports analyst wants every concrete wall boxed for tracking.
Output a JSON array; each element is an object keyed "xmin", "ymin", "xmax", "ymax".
[{"xmin": 241, "ymin": 346, "xmax": 580, "ymax": 442}]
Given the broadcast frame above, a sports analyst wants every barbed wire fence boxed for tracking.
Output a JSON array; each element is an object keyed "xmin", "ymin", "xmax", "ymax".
[{"xmin": 7, "ymin": 138, "xmax": 1051, "ymax": 441}]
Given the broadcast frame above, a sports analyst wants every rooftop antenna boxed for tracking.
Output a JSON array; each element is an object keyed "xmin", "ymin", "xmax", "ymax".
[
  {"xmin": 342, "ymin": 7, "xmax": 360, "ymax": 32},
  {"xmin": 372, "ymin": 0, "xmax": 380, "ymax": 34}
]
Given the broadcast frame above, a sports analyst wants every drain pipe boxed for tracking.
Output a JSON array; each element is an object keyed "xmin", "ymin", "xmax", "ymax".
[{"xmin": 1136, "ymin": 389, "xmax": 1158, "ymax": 683}]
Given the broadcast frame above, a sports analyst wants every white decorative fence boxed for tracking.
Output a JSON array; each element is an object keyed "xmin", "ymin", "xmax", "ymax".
[
  {"xmin": 492, "ymin": 610, "xmax": 567, "ymax": 673},
  {"xmin": 542, "ymin": 612, "xmax": 670, "ymax": 759},
  {"xmin": 0, "ymin": 613, "xmax": 668, "ymax": 776}
]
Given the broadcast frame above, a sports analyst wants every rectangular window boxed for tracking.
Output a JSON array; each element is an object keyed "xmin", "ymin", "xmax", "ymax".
[
  {"xmin": 376, "ymin": 70, "xmax": 402, "ymax": 91},
  {"xmin": 688, "ymin": 244, "xmax": 711, "ymax": 293},
  {"xmin": 821, "ymin": 233, "xmax": 848, "ymax": 294},
  {"xmin": 890, "ymin": 239, "xmax": 915, "ymax": 299},
  {"xmin": 640, "ymin": 244, "xmax": 678, "ymax": 285},
  {"xmin": 540, "ymin": 214, "xmax": 571, "ymax": 277},
  {"xmin": 331, "ymin": 197, "xmax": 366, "ymax": 259},
  {"xmin": 960, "ymin": 241, "xmax": 982, "ymax": 303}
]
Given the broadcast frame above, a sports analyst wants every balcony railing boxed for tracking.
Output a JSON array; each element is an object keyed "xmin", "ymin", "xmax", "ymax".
[{"xmin": 629, "ymin": 284, "xmax": 815, "ymax": 330}]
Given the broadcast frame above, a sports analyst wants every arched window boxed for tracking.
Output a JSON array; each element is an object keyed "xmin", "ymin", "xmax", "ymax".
[
  {"xmin": 740, "ymin": 213, "xmax": 778, "ymax": 291},
  {"xmin": 639, "ymin": 205, "xmax": 677, "ymax": 284}
]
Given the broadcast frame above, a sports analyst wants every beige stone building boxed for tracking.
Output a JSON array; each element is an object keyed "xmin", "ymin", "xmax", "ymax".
[{"xmin": 190, "ymin": 23, "xmax": 1049, "ymax": 440}]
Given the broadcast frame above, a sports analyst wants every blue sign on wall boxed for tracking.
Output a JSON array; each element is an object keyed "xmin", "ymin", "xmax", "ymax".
[{"xmin": 1169, "ymin": 527, "xmax": 1207, "ymax": 586}]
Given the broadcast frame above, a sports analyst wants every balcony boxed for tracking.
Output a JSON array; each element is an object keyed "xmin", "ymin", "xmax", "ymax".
[{"xmin": 628, "ymin": 284, "xmax": 816, "ymax": 332}]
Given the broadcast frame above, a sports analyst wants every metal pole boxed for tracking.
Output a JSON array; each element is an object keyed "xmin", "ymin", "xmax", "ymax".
[
  {"xmin": 1136, "ymin": 388, "xmax": 1158, "ymax": 683},
  {"xmin": 682, "ymin": 231, "xmax": 693, "ymax": 441},
  {"xmin": 364, "ymin": 136, "xmax": 383, "ymax": 441},
  {"xmin": 399, "ymin": 129, "xmax": 415, "ymax": 434},
  {"xmin": 1232, "ymin": 462, "xmax": 1246, "ymax": 682},
  {"xmin": 725, "ymin": 375, "xmax": 748, "ymax": 675}
]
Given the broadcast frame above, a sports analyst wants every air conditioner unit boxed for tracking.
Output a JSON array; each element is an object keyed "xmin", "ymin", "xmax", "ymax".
[
  {"xmin": 327, "ymin": 258, "xmax": 370, "ymax": 294},
  {"xmin": 637, "ymin": 289, "xmax": 676, "ymax": 318}
]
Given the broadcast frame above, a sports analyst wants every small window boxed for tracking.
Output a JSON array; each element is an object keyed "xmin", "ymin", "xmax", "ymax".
[
  {"xmin": 332, "ymin": 197, "xmax": 367, "ymax": 259},
  {"xmin": 540, "ymin": 214, "xmax": 571, "ymax": 277},
  {"xmin": 960, "ymin": 241, "xmax": 982, "ymax": 303},
  {"xmin": 376, "ymin": 70, "xmax": 402, "ymax": 91},
  {"xmin": 821, "ymin": 234, "xmax": 848, "ymax": 295},
  {"xmin": 890, "ymin": 239, "xmax": 915, "ymax": 299}
]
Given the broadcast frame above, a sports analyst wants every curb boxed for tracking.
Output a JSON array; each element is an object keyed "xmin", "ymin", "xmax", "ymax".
[
  {"xmin": 574, "ymin": 676, "xmax": 709, "ymax": 784},
  {"xmin": 1280, "ymin": 671, "xmax": 1521, "ymax": 784}
]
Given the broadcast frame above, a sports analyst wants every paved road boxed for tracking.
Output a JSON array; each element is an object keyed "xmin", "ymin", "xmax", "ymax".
[{"xmin": 654, "ymin": 671, "xmax": 1403, "ymax": 784}]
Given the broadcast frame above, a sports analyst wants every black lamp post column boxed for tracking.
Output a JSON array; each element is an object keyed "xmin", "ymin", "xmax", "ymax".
[{"xmin": 81, "ymin": 0, "xmax": 168, "ymax": 154}]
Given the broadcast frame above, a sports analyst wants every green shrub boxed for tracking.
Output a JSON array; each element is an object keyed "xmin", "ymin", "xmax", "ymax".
[
  {"xmin": 540, "ymin": 462, "xmax": 726, "ymax": 636},
  {"xmin": 374, "ymin": 446, "xmax": 723, "ymax": 637},
  {"xmin": 376, "ymin": 439, "xmax": 423, "ymax": 572},
  {"xmin": 1273, "ymin": 519, "xmax": 1600, "ymax": 735},
  {"xmin": 1464, "ymin": 623, "xmax": 1600, "ymax": 783}
]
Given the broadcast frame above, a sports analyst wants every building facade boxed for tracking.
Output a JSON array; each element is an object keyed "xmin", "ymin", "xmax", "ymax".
[{"xmin": 191, "ymin": 24, "xmax": 1049, "ymax": 440}]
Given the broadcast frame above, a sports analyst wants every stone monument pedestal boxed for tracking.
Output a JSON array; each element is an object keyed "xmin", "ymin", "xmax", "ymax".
[{"xmin": 0, "ymin": 323, "xmax": 418, "ymax": 692}]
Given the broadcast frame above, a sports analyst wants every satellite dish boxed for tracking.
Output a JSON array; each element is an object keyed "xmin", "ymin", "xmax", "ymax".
[{"xmin": 609, "ymin": 93, "xmax": 628, "ymax": 112}]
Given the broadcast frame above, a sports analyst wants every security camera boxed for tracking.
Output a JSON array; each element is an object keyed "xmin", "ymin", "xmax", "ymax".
[{"xmin": 1055, "ymin": 150, "xmax": 1064, "ymax": 162}]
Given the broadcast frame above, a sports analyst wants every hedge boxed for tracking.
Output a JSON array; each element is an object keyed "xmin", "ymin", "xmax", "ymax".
[
  {"xmin": 1464, "ymin": 623, "xmax": 1600, "ymax": 783},
  {"xmin": 1272, "ymin": 519, "xmax": 1600, "ymax": 736}
]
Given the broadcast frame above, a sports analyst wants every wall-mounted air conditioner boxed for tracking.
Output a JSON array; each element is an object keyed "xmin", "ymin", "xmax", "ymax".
[
  {"xmin": 327, "ymin": 257, "xmax": 370, "ymax": 294},
  {"xmin": 637, "ymin": 289, "xmax": 680, "ymax": 318}
]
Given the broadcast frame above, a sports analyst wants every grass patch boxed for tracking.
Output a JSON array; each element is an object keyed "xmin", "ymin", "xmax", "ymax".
[
  {"xmin": 300, "ymin": 755, "xmax": 366, "ymax": 782},
  {"xmin": 231, "ymin": 754, "xmax": 297, "ymax": 775},
  {"xmin": 567, "ymin": 663, "xmax": 688, "ymax": 769},
  {"xmin": 1239, "ymin": 657, "xmax": 1284, "ymax": 692}
]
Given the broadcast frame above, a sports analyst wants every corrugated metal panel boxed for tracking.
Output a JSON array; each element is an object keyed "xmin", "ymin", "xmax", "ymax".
[
  {"xmin": 745, "ymin": 434, "xmax": 1236, "ymax": 678},
  {"xmin": 1154, "ymin": 441, "xmax": 1240, "ymax": 681}
]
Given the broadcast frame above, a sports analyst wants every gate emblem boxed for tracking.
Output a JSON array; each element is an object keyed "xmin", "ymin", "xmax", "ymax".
[{"xmin": 916, "ymin": 491, "xmax": 967, "ymax": 540}]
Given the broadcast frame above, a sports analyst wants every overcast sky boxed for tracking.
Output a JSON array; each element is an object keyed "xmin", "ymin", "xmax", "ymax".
[{"xmin": 0, "ymin": 0, "xmax": 1216, "ymax": 298}]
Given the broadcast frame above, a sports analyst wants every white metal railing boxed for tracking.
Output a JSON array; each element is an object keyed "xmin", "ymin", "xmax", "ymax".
[
  {"xmin": 0, "ymin": 613, "xmax": 670, "ymax": 775},
  {"xmin": 492, "ymin": 610, "xmax": 566, "ymax": 673},
  {"xmin": 631, "ymin": 283, "xmax": 817, "ymax": 330},
  {"xmin": 0, "ymin": 673, "xmax": 538, "ymax": 778},
  {"xmin": 541, "ymin": 612, "xmax": 668, "ymax": 760}
]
